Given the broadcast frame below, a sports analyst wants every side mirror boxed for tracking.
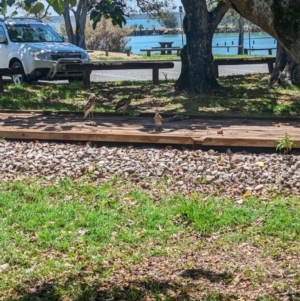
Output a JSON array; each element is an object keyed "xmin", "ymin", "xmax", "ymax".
[
  {"xmin": 62, "ymin": 35, "xmax": 68, "ymax": 42},
  {"xmin": 0, "ymin": 35, "xmax": 7, "ymax": 44}
]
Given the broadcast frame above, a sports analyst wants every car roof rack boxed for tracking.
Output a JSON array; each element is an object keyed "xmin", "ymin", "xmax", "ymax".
[{"xmin": 5, "ymin": 17, "xmax": 43, "ymax": 23}]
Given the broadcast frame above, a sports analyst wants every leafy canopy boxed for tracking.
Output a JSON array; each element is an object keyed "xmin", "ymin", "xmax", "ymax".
[{"xmin": 0, "ymin": 0, "xmax": 176, "ymax": 28}]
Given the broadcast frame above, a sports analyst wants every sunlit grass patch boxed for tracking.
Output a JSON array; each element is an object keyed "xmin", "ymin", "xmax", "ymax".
[
  {"xmin": 0, "ymin": 73, "xmax": 299, "ymax": 116},
  {"xmin": 0, "ymin": 178, "xmax": 300, "ymax": 299}
]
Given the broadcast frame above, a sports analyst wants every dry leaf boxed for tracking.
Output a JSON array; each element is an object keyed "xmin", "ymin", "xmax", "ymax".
[
  {"xmin": 257, "ymin": 162, "xmax": 264, "ymax": 167},
  {"xmin": 123, "ymin": 197, "xmax": 136, "ymax": 202},
  {"xmin": 242, "ymin": 190, "xmax": 252, "ymax": 198}
]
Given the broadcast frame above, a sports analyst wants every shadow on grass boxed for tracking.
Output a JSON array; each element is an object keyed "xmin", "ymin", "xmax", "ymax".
[
  {"xmin": 180, "ymin": 268, "xmax": 231, "ymax": 283},
  {"xmin": 7, "ymin": 268, "xmax": 239, "ymax": 301},
  {"xmin": 1, "ymin": 74, "xmax": 300, "ymax": 118},
  {"xmin": 91, "ymin": 74, "xmax": 300, "ymax": 117}
]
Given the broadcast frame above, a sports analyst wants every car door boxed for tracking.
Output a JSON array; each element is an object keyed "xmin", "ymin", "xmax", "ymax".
[{"xmin": 0, "ymin": 24, "xmax": 9, "ymax": 68}]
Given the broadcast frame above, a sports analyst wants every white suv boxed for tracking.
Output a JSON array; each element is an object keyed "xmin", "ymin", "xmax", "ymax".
[{"xmin": 0, "ymin": 17, "xmax": 90, "ymax": 83}]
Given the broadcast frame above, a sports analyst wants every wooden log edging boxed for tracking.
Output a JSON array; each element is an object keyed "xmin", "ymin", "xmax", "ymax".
[
  {"xmin": 65, "ymin": 61, "xmax": 175, "ymax": 87},
  {"xmin": 213, "ymin": 57, "xmax": 276, "ymax": 77}
]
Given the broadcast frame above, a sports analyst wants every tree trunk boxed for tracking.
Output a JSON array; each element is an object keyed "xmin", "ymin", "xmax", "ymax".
[
  {"xmin": 62, "ymin": 0, "xmax": 88, "ymax": 49},
  {"xmin": 175, "ymin": 0, "xmax": 229, "ymax": 93},
  {"xmin": 237, "ymin": 16, "xmax": 244, "ymax": 55},
  {"xmin": 270, "ymin": 43, "xmax": 300, "ymax": 86},
  {"xmin": 221, "ymin": 0, "xmax": 300, "ymax": 63},
  {"xmin": 73, "ymin": 0, "xmax": 87, "ymax": 49},
  {"xmin": 62, "ymin": 1, "xmax": 74, "ymax": 44}
]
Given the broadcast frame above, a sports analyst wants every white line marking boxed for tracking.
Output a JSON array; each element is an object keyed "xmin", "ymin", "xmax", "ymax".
[
  {"xmin": 219, "ymin": 67, "xmax": 267, "ymax": 72},
  {"xmin": 92, "ymin": 72, "xmax": 144, "ymax": 80}
]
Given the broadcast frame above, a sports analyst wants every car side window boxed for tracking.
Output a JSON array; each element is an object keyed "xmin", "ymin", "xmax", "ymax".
[
  {"xmin": 7, "ymin": 26, "xmax": 23, "ymax": 42},
  {"xmin": 0, "ymin": 25, "xmax": 6, "ymax": 37}
]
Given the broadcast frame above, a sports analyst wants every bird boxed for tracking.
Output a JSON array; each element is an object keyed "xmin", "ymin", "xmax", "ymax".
[
  {"xmin": 84, "ymin": 93, "xmax": 96, "ymax": 122},
  {"xmin": 154, "ymin": 109, "xmax": 163, "ymax": 131},
  {"xmin": 114, "ymin": 96, "xmax": 132, "ymax": 119}
]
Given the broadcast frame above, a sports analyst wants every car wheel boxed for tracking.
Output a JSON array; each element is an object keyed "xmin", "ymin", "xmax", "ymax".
[{"xmin": 11, "ymin": 62, "xmax": 26, "ymax": 85}]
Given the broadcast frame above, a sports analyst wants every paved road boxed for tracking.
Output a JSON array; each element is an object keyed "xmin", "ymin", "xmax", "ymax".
[
  {"xmin": 3, "ymin": 61, "xmax": 270, "ymax": 84},
  {"xmin": 90, "ymin": 61, "xmax": 270, "ymax": 82}
]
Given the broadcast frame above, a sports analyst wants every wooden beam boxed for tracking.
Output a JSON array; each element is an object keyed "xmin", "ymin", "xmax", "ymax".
[
  {"xmin": 65, "ymin": 61, "xmax": 174, "ymax": 71},
  {"xmin": 0, "ymin": 128, "xmax": 195, "ymax": 145},
  {"xmin": 152, "ymin": 67, "xmax": 159, "ymax": 84},
  {"xmin": 213, "ymin": 57, "xmax": 276, "ymax": 78},
  {"xmin": 0, "ymin": 68, "xmax": 23, "ymax": 76},
  {"xmin": 65, "ymin": 61, "xmax": 174, "ymax": 85},
  {"xmin": 194, "ymin": 136, "xmax": 283, "ymax": 148},
  {"xmin": 82, "ymin": 70, "xmax": 91, "ymax": 88}
]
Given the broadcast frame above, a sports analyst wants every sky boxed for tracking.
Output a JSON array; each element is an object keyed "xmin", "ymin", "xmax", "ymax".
[{"xmin": 5, "ymin": 0, "xmax": 183, "ymax": 16}]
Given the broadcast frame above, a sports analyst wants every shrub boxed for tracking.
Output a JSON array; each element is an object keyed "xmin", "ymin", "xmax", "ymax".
[
  {"xmin": 86, "ymin": 19, "xmax": 132, "ymax": 52},
  {"xmin": 60, "ymin": 18, "xmax": 132, "ymax": 53}
]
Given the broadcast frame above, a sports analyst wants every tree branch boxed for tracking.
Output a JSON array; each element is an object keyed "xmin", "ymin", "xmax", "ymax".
[
  {"xmin": 210, "ymin": 2, "xmax": 230, "ymax": 30},
  {"xmin": 36, "ymin": 4, "xmax": 51, "ymax": 20}
]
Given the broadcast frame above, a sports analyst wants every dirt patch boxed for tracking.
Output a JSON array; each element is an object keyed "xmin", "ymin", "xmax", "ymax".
[{"xmin": 88, "ymin": 50, "xmax": 142, "ymax": 61}]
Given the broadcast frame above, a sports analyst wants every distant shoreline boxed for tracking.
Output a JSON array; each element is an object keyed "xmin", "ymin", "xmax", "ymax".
[
  {"xmin": 129, "ymin": 26, "xmax": 263, "ymax": 36},
  {"xmin": 48, "ymin": 15, "xmax": 262, "ymax": 37}
]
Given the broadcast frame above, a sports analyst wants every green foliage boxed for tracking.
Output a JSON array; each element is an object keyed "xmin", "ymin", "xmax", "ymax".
[
  {"xmin": 89, "ymin": 0, "xmax": 127, "ymax": 29},
  {"xmin": 276, "ymin": 133, "xmax": 296, "ymax": 154},
  {"xmin": 23, "ymin": 0, "xmax": 69, "ymax": 15},
  {"xmin": 158, "ymin": 10, "xmax": 179, "ymax": 28},
  {"xmin": 0, "ymin": 0, "xmax": 18, "ymax": 18}
]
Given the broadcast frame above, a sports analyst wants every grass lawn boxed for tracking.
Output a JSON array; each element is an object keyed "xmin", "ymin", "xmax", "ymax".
[
  {"xmin": 1, "ymin": 177, "xmax": 300, "ymax": 300},
  {"xmin": 1, "ymin": 73, "xmax": 300, "ymax": 117},
  {"xmin": 1, "ymin": 67, "xmax": 300, "ymax": 300},
  {"xmin": 89, "ymin": 51, "xmax": 273, "ymax": 61}
]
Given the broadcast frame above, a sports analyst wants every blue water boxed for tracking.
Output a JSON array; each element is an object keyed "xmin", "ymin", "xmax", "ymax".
[
  {"xmin": 125, "ymin": 17, "xmax": 162, "ymax": 29},
  {"xmin": 123, "ymin": 16, "xmax": 277, "ymax": 55},
  {"xmin": 49, "ymin": 17, "xmax": 277, "ymax": 56},
  {"xmin": 127, "ymin": 32, "xmax": 277, "ymax": 55}
]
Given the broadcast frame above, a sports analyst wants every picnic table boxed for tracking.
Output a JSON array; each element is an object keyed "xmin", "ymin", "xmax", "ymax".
[
  {"xmin": 158, "ymin": 42, "xmax": 174, "ymax": 54},
  {"xmin": 141, "ymin": 47, "xmax": 181, "ymax": 56}
]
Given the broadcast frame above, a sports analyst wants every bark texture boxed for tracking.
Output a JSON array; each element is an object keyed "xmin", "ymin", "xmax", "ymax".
[
  {"xmin": 62, "ymin": 0, "xmax": 88, "ymax": 49},
  {"xmin": 221, "ymin": 0, "xmax": 300, "ymax": 63},
  {"xmin": 175, "ymin": 0, "xmax": 229, "ymax": 93},
  {"xmin": 270, "ymin": 43, "xmax": 300, "ymax": 86}
]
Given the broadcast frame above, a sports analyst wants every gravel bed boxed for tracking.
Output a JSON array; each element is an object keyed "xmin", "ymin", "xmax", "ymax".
[{"xmin": 0, "ymin": 140, "xmax": 300, "ymax": 198}]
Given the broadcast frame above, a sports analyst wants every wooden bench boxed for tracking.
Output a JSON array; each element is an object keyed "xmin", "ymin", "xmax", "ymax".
[
  {"xmin": 213, "ymin": 57, "xmax": 276, "ymax": 77},
  {"xmin": 140, "ymin": 47, "xmax": 181, "ymax": 56},
  {"xmin": 244, "ymin": 48, "xmax": 277, "ymax": 55},
  {"xmin": 65, "ymin": 61, "xmax": 174, "ymax": 87},
  {"xmin": 0, "ymin": 68, "xmax": 23, "ymax": 93}
]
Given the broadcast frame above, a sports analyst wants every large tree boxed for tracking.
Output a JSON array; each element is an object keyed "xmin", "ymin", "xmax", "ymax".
[
  {"xmin": 176, "ymin": 0, "xmax": 300, "ymax": 92},
  {"xmin": 221, "ymin": 0, "xmax": 300, "ymax": 63},
  {"xmin": 175, "ymin": 0, "xmax": 229, "ymax": 93},
  {"xmin": 269, "ymin": 43, "xmax": 300, "ymax": 86},
  {"xmin": 221, "ymin": 0, "xmax": 300, "ymax": 86}
]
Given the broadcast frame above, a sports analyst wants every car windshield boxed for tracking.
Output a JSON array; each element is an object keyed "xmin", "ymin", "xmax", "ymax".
[{"xmin": 6, "ymin": 23, "xmax": 64, "ymax": 43}]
